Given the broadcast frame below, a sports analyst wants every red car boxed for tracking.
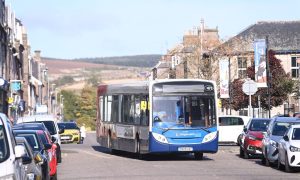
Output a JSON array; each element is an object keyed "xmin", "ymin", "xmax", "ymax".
[
  {"xmin": 239, "ymin": 118, "xmax": 271, "ymax": 159},
  {"xmin": 36, "ymin": 130, "xmax": 58, "ymax": 179}
]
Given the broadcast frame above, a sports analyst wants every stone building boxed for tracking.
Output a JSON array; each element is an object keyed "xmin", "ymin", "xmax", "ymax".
[
  {"xmin": 153, "ymin": 20, "xmax": 221, "ymax": 80},
  {"xmin": 214, "ymin": 21, "xmax": 300, "ymax": 117}
]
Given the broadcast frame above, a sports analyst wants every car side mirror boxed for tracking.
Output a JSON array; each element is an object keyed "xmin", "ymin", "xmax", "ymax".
[
  {"xmin": 15, "ymin": 145, "xmax": 26, "ymax": 159},
  {"xmin": 22, "ymin": 156, "xmax": 32, "ymax": 164},
  {"xmin": 44, "ymin": 143, "xmax": 52, "ymax": 150},
  {"xmin": 283, "ymin": 135, "xmax": 289, "ymax": 141},
  {"xmin": 59, "ymin": 128, "xmax": 65, "ymax": 134},
  {"xmin": 243, "ymin": 126, "xmax": 247, "ymax": 133},
  {"xmin": 51, "ymin": 136, "xmax": 57, "ymax": 143},
  {"xmin": 34, "ymin": 153, "xmax": 43, "ymax": 164}
]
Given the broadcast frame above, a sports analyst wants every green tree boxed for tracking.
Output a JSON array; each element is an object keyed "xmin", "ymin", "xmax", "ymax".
[
  {"xmin": 76, "ymin": 85, "xmax": 97, "ymax": 130},
  {"xmin": 61, "ymin": 90, "xmax": 80, "ymax": 120}
]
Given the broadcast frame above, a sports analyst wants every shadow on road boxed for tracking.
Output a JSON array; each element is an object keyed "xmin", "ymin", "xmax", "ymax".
[{"xmin": 91, "ymin": 145, "xmax": 213, "ymax": 161}]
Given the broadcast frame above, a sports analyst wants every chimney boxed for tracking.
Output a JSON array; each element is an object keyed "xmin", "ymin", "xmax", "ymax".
[{"xmin": 34, "ymin": 50, "xmax": 41, "ymax": 61}]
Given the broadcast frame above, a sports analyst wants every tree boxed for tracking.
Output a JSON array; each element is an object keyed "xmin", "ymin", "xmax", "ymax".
[
  {"xmin": 76, "ymin": 85, "xmax": 97, "ymax": 130},
  {"xmin": 60, "ymin": 90, "xmax": 80, "ymax": 120},
  {"xmin": 222, "ymin": 50, "xmax": 295, "ymax": 111}
]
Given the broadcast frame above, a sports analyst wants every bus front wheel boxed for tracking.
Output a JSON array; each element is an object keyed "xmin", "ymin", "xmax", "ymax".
[{"xmin": 194, "ymin": 152, "xmax": 203, "ymax": 160}]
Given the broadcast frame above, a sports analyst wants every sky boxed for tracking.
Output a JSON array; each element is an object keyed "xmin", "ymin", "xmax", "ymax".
[{"xmin": 5, "ymin": 0, "xmax": 300, "ymax": 59}]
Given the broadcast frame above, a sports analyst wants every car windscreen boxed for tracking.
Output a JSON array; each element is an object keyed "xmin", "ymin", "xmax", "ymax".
[
  {"xmin": 14, "ymin": 133, "xmax": 41, "ymax": 151},
  {"xmin": 0, "ymin": 124, "xmax": 9, "ymax": 163},
  {"xmin": 58, "ymin": 123, "xmax": 78, "ymax": 129},
  {"xmin": 38, "ymin": 132, "xmax": 48, "ymax": 144},
  {"xmin": 40, "ymin": 121, "xmax": 57, "ymax": 135},
  {"xmin": 292, "ymin": 128, "xmax": 300, "ymax": 140},
  {"xmin": 249, "ymin": 119, "xmax": 270, "ymax": 131},
  {"xmin": 272, "ymin": 122, "xmax": 300, "ymax": 136}
]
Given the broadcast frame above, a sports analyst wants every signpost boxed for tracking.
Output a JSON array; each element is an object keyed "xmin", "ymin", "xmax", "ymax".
[{"xmin": 242, "ymin": 79, "xmax": 258, "ymax": 117}]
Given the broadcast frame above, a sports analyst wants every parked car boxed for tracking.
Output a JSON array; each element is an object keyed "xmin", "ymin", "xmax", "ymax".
[
  {"xmin": 15, "ymin": 136, "xmax": 43, "ymax": 180},
  {"xmin": 218, "ymin": 115, "xmax": 250, "ymax": 144},
  {"xmin": 36, "ymin": 130, "xmax": 58, "ymax": 179},
  {"xmin": 13, "ymin": 129, "xmax": 52, "ymax": 180},
  {"xmin": 58, "ymin": 122, "xmax": 81, "ymax": 144},
  {"xmin": 17, "ymin": 114, "xmax": 64, "ymax": 163},
  {"xmin": 0, "ymin": 113, "xmax": 28, "ymax": 180},
  {"xmin": 277, "ymin": 124, "xmax": 300, "ymax": 172},
  {"xmin": 262, "ymin": 117, "xmax": 300, "ymax": 166},
  {"xmin": 239, "ymin": 118, "xmax": 271, "ymax": 158}
]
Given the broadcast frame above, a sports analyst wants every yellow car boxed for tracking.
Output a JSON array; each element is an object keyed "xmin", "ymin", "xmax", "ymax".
[{"xmin": 58, "ymin": 122, "xmax": 81, "ymax": 144}]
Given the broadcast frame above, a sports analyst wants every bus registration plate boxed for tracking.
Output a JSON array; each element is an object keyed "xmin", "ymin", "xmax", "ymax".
[{"xmin": 178, "ymin": 147, "xmax": 193, "ymax": 152}]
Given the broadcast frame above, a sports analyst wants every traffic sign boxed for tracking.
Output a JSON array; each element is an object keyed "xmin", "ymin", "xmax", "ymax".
[{"xmin": 242, "ymin": 80, "xmax": 257, "ymax": 95}]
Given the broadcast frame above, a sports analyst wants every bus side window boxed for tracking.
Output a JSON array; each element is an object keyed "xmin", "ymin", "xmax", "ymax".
[
  {"xmin": 134, "ymin": 95, "xmax": 141, "ymax": 125},
  {"xmin": 140, "ymin": 96, "xmax": 149, "ymax": 126},
  {"xmin": 111, "ymin": 95, "xmax": 119, "ymax": 123},
  {"xmin": 99, "ymin": 96, "xmax": 104, "ymax": 122}
]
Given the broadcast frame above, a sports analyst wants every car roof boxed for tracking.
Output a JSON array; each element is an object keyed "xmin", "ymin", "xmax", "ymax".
[
  {"xmin": 250, "ymin": 118, "xmax": 271, "ymax": 121},
  {"xmin": 290, "ymin": 124, "xmax": 300, "ymax": 128},
  {"xmin": 13, "ymin": 122, "xmax": 47, "ymax": 129},
  {"xmin": 17, "ymin": 114, "xmax": 57, "ymax": 123},
  {"xmin": 273, "ymin": 117, "xmax": 300, "ymax": 123}
]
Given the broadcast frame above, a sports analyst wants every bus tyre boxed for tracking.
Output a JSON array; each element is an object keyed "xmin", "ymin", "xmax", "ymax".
[
  {"xmin": 194, "ymin": 152, "xmax": 203, "ymax": 160},
  {"xmin": 135, "ymin": 138, "xmax": 143, "ymax": 159},
  {"xmin": 108, "ymin": 135, "xmax": 112, "ymax": 149}
]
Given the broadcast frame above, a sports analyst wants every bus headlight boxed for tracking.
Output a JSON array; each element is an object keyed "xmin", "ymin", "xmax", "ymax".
[
  {"xmin": 202, "ymin": 132, "xmax": 217, "ymax": 143},
  {"xmin": 152, "ymin": 132, "xmax": 168, "ymax": 144}
]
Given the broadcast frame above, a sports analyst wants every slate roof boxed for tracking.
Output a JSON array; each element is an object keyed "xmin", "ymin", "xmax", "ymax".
[{"xmin": 216, "ymin": 21, "xmax": 300, "ymax": 53}]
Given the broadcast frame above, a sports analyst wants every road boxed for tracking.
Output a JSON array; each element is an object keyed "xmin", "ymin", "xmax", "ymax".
[{"xmin": 58, "ymin": 132, "xmax": 299, "ymax": 180}]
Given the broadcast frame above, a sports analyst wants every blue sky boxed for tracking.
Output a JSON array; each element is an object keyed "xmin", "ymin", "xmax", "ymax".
[{"xmin": 5, "ymin": 0, "xmax": 300, "ymax": 59}]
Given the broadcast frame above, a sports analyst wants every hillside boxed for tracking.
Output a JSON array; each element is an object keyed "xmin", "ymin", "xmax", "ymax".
[
  {"xmin": 72, "ymin": 54, "xmax": 161, "ymax": 67},
  {"xmin": 42, "ymin": 58, "xmax": 151, "ymax": 91}
]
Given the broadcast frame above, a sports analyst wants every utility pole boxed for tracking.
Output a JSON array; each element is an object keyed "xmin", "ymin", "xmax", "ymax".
[
  {"xmin": 266, "ymin": 36, "xmax": 271, "ymax": 118},
  {"xmin": 228, "ymin": 57, "xmax": 232, "ymax": 115}
]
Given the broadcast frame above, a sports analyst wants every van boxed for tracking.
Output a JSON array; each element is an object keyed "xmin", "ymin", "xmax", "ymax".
[
  {"xmin": 17, "ymin": 114, "xmax": 64, "ymax": 163},
  {"xmin": 0, "ymin": 113, "xmax": 28, "ymax": 180},
  {"xmin": 218, "ymin": 115, "xmax": 250, "ymax": 144}
]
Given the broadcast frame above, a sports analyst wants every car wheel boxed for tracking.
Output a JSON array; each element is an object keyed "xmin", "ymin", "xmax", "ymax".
[
  {"xmin": 57, "ymin": 145, "xmax": 62, "ymax": 163},
  {"xmin": 239, "ymin": 147, "xmax": 244, "ymax": 158},
  {"xmin": 194, "ymin": 152, "xmax": 203, "ymax": 160},
  {"xmin": 285, "ymin": 153, "xmax": 292, "ymax": 173},
  {"xmin": 277, "ymin": 153, "xmax": 283, "ymax": 170},
  {"xmin": 243, "ymin": 150, "xmax": 249, "ymax": 159},
  {"xmin": 265, "ymin": 150, "xmax": 270, "ymax": 166},
  {"xmin": 51, "ymin": 172, "xmax": 57, "ymax": 180}
]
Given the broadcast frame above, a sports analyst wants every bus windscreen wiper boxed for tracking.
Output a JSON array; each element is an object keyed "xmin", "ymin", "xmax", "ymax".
[{"xmin": 162, "ymin": 123, "xmax": 184, "ymax": 134}]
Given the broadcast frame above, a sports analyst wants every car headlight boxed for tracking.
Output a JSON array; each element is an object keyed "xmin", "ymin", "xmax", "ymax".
[
  {"xmin": 270, "ymin": 140, "xmax": 278, "ymax": 147},
  {"xmin": 202, "ymin": 131, "xmax": 217, "ymax": 143},
  {"xmin": 290, "ymin": 145, "xmax": 300, "ymax": 152},
  {"xmin": 248, "ymin": 135, "xmax": 257, "ymax": 140},
  {"xmin": 152, "ymin": 132, "xmax": 168, "ymax": 144}
]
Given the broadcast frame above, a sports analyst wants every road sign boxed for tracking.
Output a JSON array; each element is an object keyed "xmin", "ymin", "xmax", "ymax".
[{"xmin": 242, "ymin": 80, "xmax": 258, "ymax": 95}]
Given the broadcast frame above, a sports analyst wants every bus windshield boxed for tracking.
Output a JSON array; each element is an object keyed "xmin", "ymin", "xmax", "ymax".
[{"xmin": 152, "ymin": 95, "xmax": 216, "ymax": 127}]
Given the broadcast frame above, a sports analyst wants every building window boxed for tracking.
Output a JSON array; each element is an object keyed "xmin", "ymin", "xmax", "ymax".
[
  {"xmin": 237, "ymin": 57, "xmax": 247, "ymax": 79},
  {"xmin": 291, "ymin": 57, "xmax": 299, "ymax": 78}
]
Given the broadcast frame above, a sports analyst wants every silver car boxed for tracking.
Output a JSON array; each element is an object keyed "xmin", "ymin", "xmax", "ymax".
[
  {"xmin": 15, "ymin": 137, "xmax": 43, "ymax": 180},
  {"xmin": 262, "ymin": 117, "xmax": 300, "ymax": 166}
]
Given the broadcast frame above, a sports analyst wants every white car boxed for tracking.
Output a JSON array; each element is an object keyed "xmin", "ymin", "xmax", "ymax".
[
  {"xmin": 218, "ymin": 115, "xmax": 250, "ymax": 144},
  {"xmin": 0, "ymin": 113, "xmax": 28, "ymax": 180},
  {"xmin": 17, "ymin": 114, "xmax": 64, "ymax": 163},
  {"xmin": 277, "ymin": 124, "xmax": 300, "ymax": 172}
]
